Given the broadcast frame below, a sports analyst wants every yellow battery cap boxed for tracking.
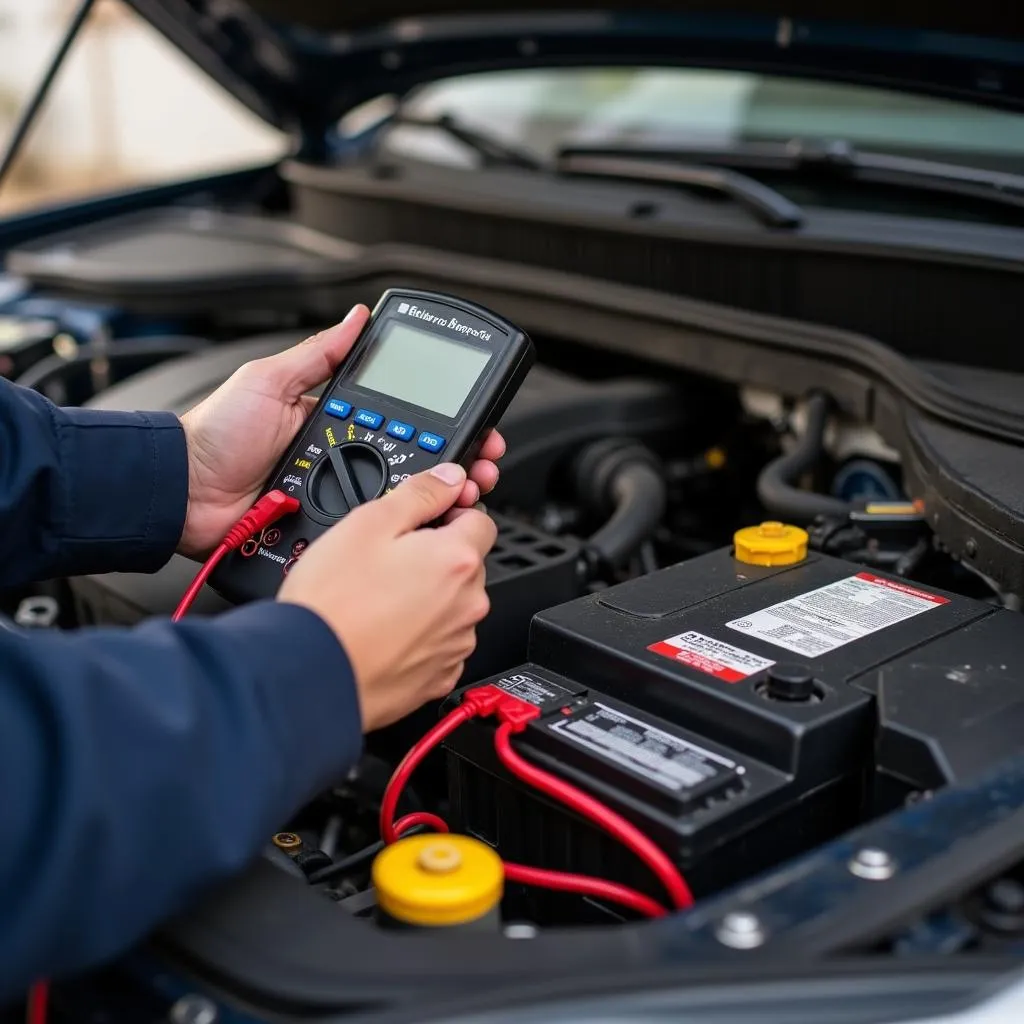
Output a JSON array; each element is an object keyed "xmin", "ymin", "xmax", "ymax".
[
  {"xmin": 734, "ymin": 521, "xmax": 809, "ymax": 566},
  {"xmin": 373, "ymin": 834, "xmax": 504, "ymax": 927}
]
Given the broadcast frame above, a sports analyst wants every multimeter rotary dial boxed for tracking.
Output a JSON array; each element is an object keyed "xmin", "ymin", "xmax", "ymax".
[{"xmin": 307, "ymin": 442, "xmax": 387, "ymax": 518}]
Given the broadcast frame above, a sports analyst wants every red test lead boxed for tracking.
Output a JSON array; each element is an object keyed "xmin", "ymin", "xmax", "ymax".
[{"xmin": 172, "ymin": 490, "xmax": 300, "ymax": 622}]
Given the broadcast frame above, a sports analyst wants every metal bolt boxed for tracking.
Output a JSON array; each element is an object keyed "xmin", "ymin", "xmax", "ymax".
[
  {"xmin": 272, "ymin": 831, "xmax": 303, "ymax": 853},
  {"xmin": 168, "ymin": 994, "xmax": 218, "ymax": 1024},
  {"xmin": 715, "ymin": 911, "xmax": 766, "ymax": 949},
  {"xmin": 966, "ymin": 539, "xmax": 978, "ymax": 558},
  {"xmin": 849, "ymin": 847, "xmax": 897, "ymax": 880}
]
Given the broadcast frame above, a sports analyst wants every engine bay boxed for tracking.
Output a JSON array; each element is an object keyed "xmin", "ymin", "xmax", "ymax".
[{"xmin": 4, "ymin": 169, "xmax": 1024, "ymax": 1016}]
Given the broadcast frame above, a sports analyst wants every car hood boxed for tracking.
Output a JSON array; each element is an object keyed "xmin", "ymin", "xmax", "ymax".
[{"xmin": 128, "ymin": 1, "xmax": 1024, "ymax": 141}]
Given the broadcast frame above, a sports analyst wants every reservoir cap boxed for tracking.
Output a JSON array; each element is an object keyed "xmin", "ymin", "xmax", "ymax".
[
  {"xmin": 734, "ymin": 521, "xmax": 808, "ymax": 567},
  {"xmin": 373, "ymin": 834, "xmax": 503, "ymax": 927}
]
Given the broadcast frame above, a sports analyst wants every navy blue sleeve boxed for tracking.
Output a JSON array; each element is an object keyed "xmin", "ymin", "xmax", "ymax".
[
  {"xmin": 0, "ymin": 377, "xmax": 188, "ymax": 587},
  {"xmin": 0, "ymin": 599, "xmax": 363, "ymax": 1002}
]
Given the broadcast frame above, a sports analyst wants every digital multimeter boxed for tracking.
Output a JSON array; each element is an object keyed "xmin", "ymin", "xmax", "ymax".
[{"xmin": 211, "ymin": 288, "xmax": 535, "ymax": 603}]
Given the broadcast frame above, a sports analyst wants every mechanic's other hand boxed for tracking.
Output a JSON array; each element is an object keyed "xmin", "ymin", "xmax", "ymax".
[
  {"xmin": 177, "ymin": 305, "xmax": 506, "ymax": 557},
  {"xmin": 278, "ymin": 464, "xmax": 497, "ymax": 732}
]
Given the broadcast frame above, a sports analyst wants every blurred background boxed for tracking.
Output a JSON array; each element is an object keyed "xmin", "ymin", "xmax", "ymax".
[{"xmin": 0, "ymin": 0, "xmax": 283, "ymax": 213}]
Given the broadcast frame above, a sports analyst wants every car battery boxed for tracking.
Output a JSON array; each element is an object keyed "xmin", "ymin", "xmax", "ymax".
[{"xmin": 445, "ymin": 527, "xmax": 1003, "ymax": 924}]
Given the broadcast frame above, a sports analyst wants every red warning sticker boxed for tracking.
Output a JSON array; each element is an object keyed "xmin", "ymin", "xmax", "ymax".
[
  {"xmin": 647, "ymin": 630, "xmax": 775, "ymax": 683},
  {"xmin": 850, "ymin": 572, "xmax": 949, "ymax": 605}
]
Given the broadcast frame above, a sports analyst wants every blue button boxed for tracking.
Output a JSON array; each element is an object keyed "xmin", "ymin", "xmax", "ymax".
[
  {"xmin": 325, "ymin": 399, "xmax": 352, "ymax": 420},
  {"xmin": 387, "ymin": 420, "xmax": 416, "ymax": 441},
  {"xmin": 417, "ymin": 431, "xmax": 446, "ymax": 453},
  {"xmin": 354, "ymin": 408, "xmax": 384, "ymax": 429}
]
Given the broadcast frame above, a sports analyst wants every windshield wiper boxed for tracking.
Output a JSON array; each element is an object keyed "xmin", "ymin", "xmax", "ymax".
[
  {"xmin": 384, "ymin": 111, "xmax": 544, "ymax": 171},
  {"xmin": 555, "ymin": 151, "xmax": 804, "ymax": 229},
  {"xmin": 381, "ymin": 111, "xmax": 804, "ymax": 228},
  {"xmin": 557, "ymin": 138, "xmax": 1024, "ymax": 213}
]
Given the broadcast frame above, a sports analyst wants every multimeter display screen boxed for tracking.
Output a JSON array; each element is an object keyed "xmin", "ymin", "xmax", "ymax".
[{"xmin": 353, "ymin": 321, "xmax": 492, "ymax": 418}]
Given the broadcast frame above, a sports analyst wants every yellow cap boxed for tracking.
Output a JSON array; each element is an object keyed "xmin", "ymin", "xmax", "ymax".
[
  {"xmin": 372, "ymin": 834, "xmax": 503, "ymax": 927},
  {"xmin": 704, "ymin": 447, "xmax": 727, "ymax": 470},
  {"xmin": 734, "ymin": 521, "xmax": 809, "ymax": 566}
]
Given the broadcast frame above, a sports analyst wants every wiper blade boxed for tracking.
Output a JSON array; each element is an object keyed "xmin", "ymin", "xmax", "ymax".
[
  {"xmin": 381, "ymin": 113, "xmax": 804, "ymax": 228},
  {"xmin": 385, "ymin": 111, "xmax": 544, "ymax": 171},
  {"xmin": 555, "ymin": 151, "xmax": 804, "ymax": 229},
  {"xmin": 558, "ymin": 138, "xmax": 1024, "ymax": 212},
  {"xmin": 795, "ymin": 139, "xmax": 1024, "ymax": 208}
]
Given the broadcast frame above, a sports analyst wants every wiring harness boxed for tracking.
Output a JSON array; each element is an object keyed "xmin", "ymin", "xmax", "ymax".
[{"xmin": 380, "ymin": 684, "xmax": 694, "ymax": 919}]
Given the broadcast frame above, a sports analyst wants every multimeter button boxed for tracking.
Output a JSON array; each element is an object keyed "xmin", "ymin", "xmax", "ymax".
[
  {"xmin": 417, "ymin": 431, "xmax": 447, "ymax": 453},
  {"xmin": 386, "ymin": 420, "xmax": 416, "ymax": 441},
  {"xmin": 325, "ymin": 399, "xmax": 352, "ymax": 420},
  {"xmin": 354, "ymin": 409, "xmax": 384, "ymax": 429}
]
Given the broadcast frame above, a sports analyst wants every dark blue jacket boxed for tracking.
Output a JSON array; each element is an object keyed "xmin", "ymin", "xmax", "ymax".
[{"xmin": 0, "ymin": 378, "xmax": 362, "ymax": 1003}]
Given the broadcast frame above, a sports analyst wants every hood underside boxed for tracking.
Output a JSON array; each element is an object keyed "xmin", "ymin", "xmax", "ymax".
[
  {"xmin": 242, "ymin": 1, "xmax": 1017, "ymax": 36},
  {"xmin": 127, "ymin": 1, "xmax": 1024, "ymax": 139}
]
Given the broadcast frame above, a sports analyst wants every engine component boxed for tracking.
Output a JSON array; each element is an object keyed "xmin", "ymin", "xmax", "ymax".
[
  {"xmin": 831, "ymin": 457, "xmax": 903, "ymax": 503},
  {"xmin": 757, "ymin": 393, "xmax": 853, "ymax": 524},
  {"xmin": 809, "ymin": 501, "xmax": 932, "ymax": 576},
  {"xmin": 572, "ymin": 439, "xmax": 666, "ymax": 569},
  {"xmin": 446, "ymin": 530, "xmax": 1017, "ymax": 925}
]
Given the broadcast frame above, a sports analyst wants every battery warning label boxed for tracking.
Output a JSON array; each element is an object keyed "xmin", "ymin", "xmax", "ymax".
[
  {"xmin": 647, "ymin": 630, "xmax": 775, "ymax": 683},
  {"xmin": 550, "ymin": 703, "xmax": 740, "ymax": 792},
  {"xmin": 726, "ymin": 572, "xmax": 949, "ymax": 658}
]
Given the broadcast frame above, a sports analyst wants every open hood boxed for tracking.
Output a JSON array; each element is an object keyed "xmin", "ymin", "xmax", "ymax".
[{"xmin": 126, "ymin": 1, "xmax": 1024, "ymax": 144}]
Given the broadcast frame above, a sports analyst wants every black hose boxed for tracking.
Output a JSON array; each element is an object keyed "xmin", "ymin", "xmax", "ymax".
[
  {"xmin": 307, "ymin": 840, "xmax": 385, "ymax": 886},
  {"xmin": 575, "ymin": 439, "xmax": 667, "ymax": 569},
  {"xmin": 14, "ymin": 337, "xmax": 209, "ymax": 393},
  {"xmin": 756, "ymin": 393, "xmax": 853, "ymax": 524}
]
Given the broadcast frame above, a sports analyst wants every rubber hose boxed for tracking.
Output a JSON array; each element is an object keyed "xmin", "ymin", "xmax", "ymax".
[
  {"xmin": 14, "ymin": 337, "xmax": 209, "ymax": 392},
  {"xmin": 756, "ymin": 393, "xmax": 853, "ymax": 524},
  {"xmin": 579, "ymin": 441, "xmax": 667, "ymax": 568}
]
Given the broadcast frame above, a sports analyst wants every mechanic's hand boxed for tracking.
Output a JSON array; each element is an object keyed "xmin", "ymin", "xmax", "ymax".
[
  {"xmin": 279, "ymin": 464, "xmax": 496, "ymax": 731},
  {"xmin": 177, "ymin": 305, "xmax": 506, "ymax": 557}
]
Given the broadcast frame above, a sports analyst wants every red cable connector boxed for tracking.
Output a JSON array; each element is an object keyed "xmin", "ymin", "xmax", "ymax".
[
  {"xmin": 218, "ymin": 490, "xmax": 301, "ymax": 551},
  {"xmin": 379, "ymin": 685, "xmax": 695, "ymax": 920},
  {"xmin": 172, "ymin": 490, "xmax": 300, "ymax": 622}
]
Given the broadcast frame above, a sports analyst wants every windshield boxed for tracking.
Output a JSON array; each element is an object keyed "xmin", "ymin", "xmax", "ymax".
[{"xmin": 377, "ymin": 68, "xmax": 1024, "ymax": 170}]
